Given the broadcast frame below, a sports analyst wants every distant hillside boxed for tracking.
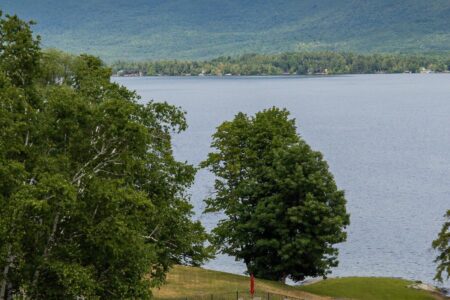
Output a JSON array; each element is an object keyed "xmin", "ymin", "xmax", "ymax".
[{"xmin": 2, "ymin": 0, "xmax": 450, "ymax": 61}]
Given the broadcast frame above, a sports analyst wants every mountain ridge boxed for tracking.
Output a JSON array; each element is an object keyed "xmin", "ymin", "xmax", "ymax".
[{"xmin": 2, "ymin": 0, "xmax": 450, "ymax": 61}]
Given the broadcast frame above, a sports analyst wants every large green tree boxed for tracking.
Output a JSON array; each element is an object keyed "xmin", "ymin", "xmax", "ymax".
[
  {"xmin": 0, "ymin": 12, "xmax": 211, "ymax": 299},
  {"xmin": 433, "ymin": 210, "xmax": 450, "ymax": 283},
  {"xmin": 202, "ymin": 108, "xmax": 350, "ymax": 282}
]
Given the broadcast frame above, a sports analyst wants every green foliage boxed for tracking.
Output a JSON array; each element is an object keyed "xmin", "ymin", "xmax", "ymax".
[
  {"xmin": 0, "ymin": 13, "xmax": 212, "ymax": 299},
  {"xmin": 2, "ymin": 0, "xmax": 450, "ymax": 61},
  {"xmin": 112, "ymin": 52, "xmax": 450, "ymax": 76},
  {"xmin": 432, "ymin": 210, "xmax": 450, "ymax": 282},
  {"xmin": 202, "ymin": 108, "xmax": 350, "ymax": 282},
  {"xmin": 299, "ymin": 277, "xmax": 438, "ymax": 300},
  {"xmin": 0, "ymin": 11, "xmax": 41, "ymax": 88}
]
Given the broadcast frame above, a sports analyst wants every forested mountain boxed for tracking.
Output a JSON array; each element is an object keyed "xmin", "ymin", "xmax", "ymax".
[{"xmin": 2, "ymin": 0, "xmax": 450, "ymax": 61}]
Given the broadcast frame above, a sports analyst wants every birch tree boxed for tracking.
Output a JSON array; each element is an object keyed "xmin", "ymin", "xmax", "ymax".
[{"xmin": 0, "ymin": 12, "xmax": 211, "ymax": 299}]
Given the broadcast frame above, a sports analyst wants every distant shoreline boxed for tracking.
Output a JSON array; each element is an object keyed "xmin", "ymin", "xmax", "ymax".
[
  {"xmin": 112, "ymin": 71, "xmax": 450, "ymax": 78},
  {"xmin": 111, "ymin": 52, "xmax": 450, "ymax": 78}
]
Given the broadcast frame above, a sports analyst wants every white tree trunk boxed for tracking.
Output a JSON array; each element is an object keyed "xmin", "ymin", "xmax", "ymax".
[
  {"xmin": 0, "ymin": 265, "xmax": 9, "ymax": 300},
  {"xmin": 31, "ymin": 212, "xmax": 60, "ymax": 289},
  {"xmin": 1, "ymin": 247, "xmax": 14, "ymax": 300}
]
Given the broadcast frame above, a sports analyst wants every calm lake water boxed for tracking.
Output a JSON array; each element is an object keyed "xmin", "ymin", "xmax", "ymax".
[{"xmin": 114, "ymin": 74, "xmax": 450, "ymax": 286}]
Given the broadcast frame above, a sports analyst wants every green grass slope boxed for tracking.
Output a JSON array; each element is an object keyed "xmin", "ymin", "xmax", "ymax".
[
  {"xmin": 152, "ymin": 265, "xmax": 327, "ymax": 300},
  {"xmin": 299, "ymin": 277, "xmax": 445, "ymax": 300},
  {"xmin": 1, "ymin": 0, "xmax": 450, "ymax": 61},
  {"xmin": 152, "ymin": 266, "xmax": 445, "ymax": 300}
]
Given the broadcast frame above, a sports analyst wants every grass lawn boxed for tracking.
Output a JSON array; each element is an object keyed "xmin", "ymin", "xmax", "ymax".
[
  {"xmin": 298, "ymin": 277, "xmax": 445, "ymax": 300},
  {"xmin": 152, "ymin": 265, "xmax": 327, "ymax": 299},
  {"xmin": 152, "ymin": 266, "xmax": 446, "ymax": 300}
]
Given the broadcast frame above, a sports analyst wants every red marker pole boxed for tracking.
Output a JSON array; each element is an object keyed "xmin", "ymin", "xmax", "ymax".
[{"xmin": 250, "ymin": 273, "xmax": 255, "ymax": 297}]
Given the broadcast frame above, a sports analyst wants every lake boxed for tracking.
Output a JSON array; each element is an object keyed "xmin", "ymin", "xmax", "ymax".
[{"xmin": 114, "ymin": 74, "xmax": 450, "ymax": 286}]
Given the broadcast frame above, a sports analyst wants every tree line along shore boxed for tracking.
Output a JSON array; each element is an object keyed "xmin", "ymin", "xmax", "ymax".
[{"xmin": 111, "ymin": 52, "xmax": 450, "ymax": 77}]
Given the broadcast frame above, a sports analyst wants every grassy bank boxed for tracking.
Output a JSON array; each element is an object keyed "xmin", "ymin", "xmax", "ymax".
[
  {"xmin": 298, "ymin": 277, "xmax": 445, "ymax": 300},
  {"xmin": 152, "ymin": 265, "xmax": 327, "ymax": 299},
  {"xmin": 152, "ymin": 266, "xmax": 445, "ymax": 300}
]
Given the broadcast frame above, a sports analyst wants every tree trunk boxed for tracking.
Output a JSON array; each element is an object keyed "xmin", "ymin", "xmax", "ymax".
[
  {"xmin": 0, "ymin": 247, "xmax": 14, "ymax": 300},
  {"xmin": 31, "ymin": 212, "xmax": 60, "ymax": 290},
  {"xmin": 5, "ymin": 283, "xmax": 12, "ymax": 300},
  {"xmin": 1, "ymin": 268, "xmax": 8, "ymax": 300},
  {"xmin": 0, "ymin": 272, "xmax": 7, "ymax": 300}
]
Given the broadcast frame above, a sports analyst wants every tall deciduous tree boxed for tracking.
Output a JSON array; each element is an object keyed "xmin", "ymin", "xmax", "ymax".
[
  {"xmin": 0, "ymin": 12, "xmax": 211, "ymax": 299},
  {"xmin": 202, "ymin": 108, "xmax": 349, "ymax": 282},
  {"xmin": 433, "ymin": 210, "xmax": 450, "ymax": 282}
]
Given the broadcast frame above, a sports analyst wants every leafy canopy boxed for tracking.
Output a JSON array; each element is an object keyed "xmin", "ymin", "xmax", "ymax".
[
  {"xmin": 202, "ymin": 107, "xmax": 350, "ymax": 282},
  {"xmin": 433, "ymin": 210, "xmax": 450, "ymax": 283},
  {"xmin": 0, "ymin": 12, "xmax": 211, "ymax": 299}
]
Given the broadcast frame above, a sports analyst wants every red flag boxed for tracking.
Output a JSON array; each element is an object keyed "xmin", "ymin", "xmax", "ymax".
[{"xmin": 250, "ymin": 273, "xmax": 255, "ymax": 296}]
